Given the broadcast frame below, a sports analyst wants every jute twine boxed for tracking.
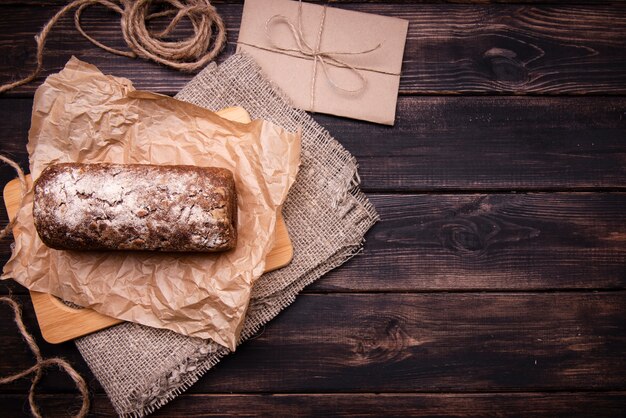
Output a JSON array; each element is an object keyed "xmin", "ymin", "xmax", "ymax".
[
  {"xmin": 0, "ymin": 297, "xmax": 90, "ymax": 418},
  {"xmin": 0, "ymin": 156, "xmax": 89, "ymax": 417},
  {"xmin": 0, "ymin": 155, "xmax": 28, "ymax": 241},
  {"xmin": 0, "ymin": 0, "xmax": 226, "ymax": 94},
  {"xmin": 262, "ymin": 0, "xmax": 381, "ymax": 111}
]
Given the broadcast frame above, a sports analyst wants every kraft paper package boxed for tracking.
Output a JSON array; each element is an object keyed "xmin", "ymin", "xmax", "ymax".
[
  {"xmin": 1, "ymin": 57, "xmax": 301, "ymax": 350},
  {"xmin": 237, "ymin": 0, "xmax": 409, "ymax": 125}
]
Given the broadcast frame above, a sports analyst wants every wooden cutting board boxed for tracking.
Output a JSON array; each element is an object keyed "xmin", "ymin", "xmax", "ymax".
[{"xmin": 2, "ymin": 106, "xmax": 293, "ymax": 343}]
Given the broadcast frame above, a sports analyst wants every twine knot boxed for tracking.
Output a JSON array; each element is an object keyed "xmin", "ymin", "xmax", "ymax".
[{"xmin": 265, "ymin": 0, "xmax": 381, "ymax": 111}]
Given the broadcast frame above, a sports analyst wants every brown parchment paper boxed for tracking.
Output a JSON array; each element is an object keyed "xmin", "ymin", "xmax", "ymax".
[
  {"xmin": 237, "ymin": 0, "xmax": 409, "ymax": 125},
  {"xmin": 1, "ymin": 57, "xmax": 301, "ymax": 351}
]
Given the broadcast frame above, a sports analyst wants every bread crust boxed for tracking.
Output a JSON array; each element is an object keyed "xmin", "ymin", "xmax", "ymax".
[{"xmin": 33, "ymin": 163, "xmax": 237, "ymax": 252}]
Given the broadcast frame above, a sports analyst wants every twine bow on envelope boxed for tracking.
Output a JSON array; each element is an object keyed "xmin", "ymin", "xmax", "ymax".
[{"xmin": 264, "ymin": 0, "xmax": 382, "ymax": 111}]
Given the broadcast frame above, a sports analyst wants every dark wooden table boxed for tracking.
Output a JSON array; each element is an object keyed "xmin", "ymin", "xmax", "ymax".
[{"xmin": 1, "ymin": 1, "xmax": 625, "ymax": 416}]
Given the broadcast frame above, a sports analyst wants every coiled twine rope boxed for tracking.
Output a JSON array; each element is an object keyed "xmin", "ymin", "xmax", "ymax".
[
  {"xmin": 0, "ymin": 156, "xmax": 89, "ymax": 417},
  {"xmin": 0, "ymin": 0, "xmax": 226, "ymax": 94}
]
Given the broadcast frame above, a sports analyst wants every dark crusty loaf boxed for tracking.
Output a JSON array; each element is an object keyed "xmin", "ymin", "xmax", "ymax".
[{"xmin": 33, "ymin": 163, "xmax": 237, "ymax": 252}]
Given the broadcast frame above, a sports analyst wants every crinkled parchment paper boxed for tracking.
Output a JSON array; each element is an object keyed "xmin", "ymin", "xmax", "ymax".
[{"xmin": 1, "ymin": 57, "xmax": 301, "ymax": 350}]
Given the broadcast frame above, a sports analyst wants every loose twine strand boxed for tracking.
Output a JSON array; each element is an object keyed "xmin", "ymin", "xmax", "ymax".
[
  {"xmin": 0, "ymin": 155, "xmax": 28, "ymax": 241},
  {"xmin": 0, "ymin": 0, "xmax": 226, "ymax": 94},
  {"xmin": 0, "ymin": 156, "xmax": 88, "ymax": 417},
  {"xmin": 0, "ymin": 297, "xmax": 90, "ymax": 418},
  {"xmin": 264, "ymin": 0, "xmax": 381, "ymax": 111}
]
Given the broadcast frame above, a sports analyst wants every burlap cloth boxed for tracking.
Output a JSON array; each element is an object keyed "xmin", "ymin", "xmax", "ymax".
[{"xmin": 75, "ymin": 53, "xmax": 378, "ymax": 417}]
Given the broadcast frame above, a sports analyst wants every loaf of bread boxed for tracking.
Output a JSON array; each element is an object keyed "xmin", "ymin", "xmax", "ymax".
[{"xmin": 33, "ymin": 163, "xmax": 237, "ymax": 252}]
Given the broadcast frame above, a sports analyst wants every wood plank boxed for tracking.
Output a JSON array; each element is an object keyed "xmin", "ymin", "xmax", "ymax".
[
  {"xmin": 396, "ymin": 4, "xmax": 626, "ymax": 94},
  {"xmin": 316, "ymin": 96, "xmax": 626, "ymax": 192},
  {"xmin": 1, "ymin": 96, "xmax": 625, "ymax": 193},
  {"xmin": 2, "ymin": 95, "xmax": 625, "ymax": 292},
  {"xmin": 0, "ymin": 281, "xmax": 27, "ymax": 295},
  {"xmin": 4, "ymin": 192, "xmax": 626, "ymax": 293},
  {"xmin": 0, "ymin": 4, "xmax": 625, "ymax": 95},
  {"xmin": 2, "ymin": 392, "xmax": 626, "ymax": 418},
  {"xmin": 193, "ymin": 292, "xmax": 626, "ymax": 392},
  {"xmin": 0, "ymin": 294, "xmax": 100, "ymax": 394},
  {"xmin": 310, "ymin": 193, "xmax": 626, "ymax": 291},
  {"xmin": 2, "ymin": 293, "xmax": 625, "ymax": 394}
]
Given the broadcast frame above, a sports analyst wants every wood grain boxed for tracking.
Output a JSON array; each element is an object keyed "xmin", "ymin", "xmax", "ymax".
[
  {"xmin": 2, "ymin": 392, "xmax": 626, "ymax": 417},
  {"xmin": 4, "ymin": 190, "xmax": 626, "ymax": 293},
  {"xmin": 310, "ymin": 193, "xmax": 626, "ymax": 291},
  {"xmin": 188, "ymin": 292, "xmax": 626, "ymax": 393},
  {"xmin": 0, "ymin": 294, "xmax": 100, "ymax": 394},
  {"xmin": 1, "ymin": 96, "xmax": 625, "ymax": 193},
  {"xmin": 317, "ymin": 96, "xmax": 626, "ymax": 192},
  {"xmin": 2, "ymin": 292, "xmax": 625, "ymax": 393},
  {"xmin": 0, "ymin": 2, "xmax": 624, "ymax": 416},
  {"xmin": 0, "ymin": 4, "xmax": 625, "ymax": 95}
]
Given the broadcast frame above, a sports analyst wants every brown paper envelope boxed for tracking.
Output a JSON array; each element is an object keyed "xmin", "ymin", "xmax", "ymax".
[{"xmin": 237, "ymin": 0, "xmax": 409, "ymax": 125}]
